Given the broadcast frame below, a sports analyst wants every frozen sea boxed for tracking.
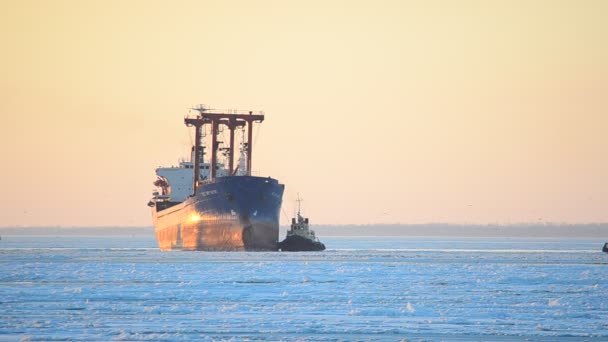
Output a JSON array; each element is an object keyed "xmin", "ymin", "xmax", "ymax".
[{"xmin": 1, "ymin": 235, "xmax": 607, "ymax": 341}]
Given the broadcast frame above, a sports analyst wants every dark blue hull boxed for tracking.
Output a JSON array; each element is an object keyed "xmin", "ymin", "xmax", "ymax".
[
  {"xmin": 278, "ymin": 235, "xmax": 326, "ymax": 252},
  {"xmin": 152, "ymin": 176, "xmax": 284, "ymax": 251}
]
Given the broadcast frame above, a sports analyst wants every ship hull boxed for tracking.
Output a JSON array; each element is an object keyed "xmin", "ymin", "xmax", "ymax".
[
  {"xmin": 152, "ymin": 176, "xmax": 284, "ymax": 251},
  {"xmin": 278, "ymin": 235, "xmax": 326, "ymax": 252}
]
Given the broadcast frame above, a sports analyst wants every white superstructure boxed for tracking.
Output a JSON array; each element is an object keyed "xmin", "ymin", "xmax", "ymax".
[
  {"xmin": 153, "ymin": 122, "xmax": 251, "ymax": 203},
  {"xmin": 155, "ymin": 161, "xmax": 229, "ymax": 202}
]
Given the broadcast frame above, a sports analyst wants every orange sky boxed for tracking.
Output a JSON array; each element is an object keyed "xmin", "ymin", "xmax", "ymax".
[{"xmin": 1, "ymin": 0, "xmax": 606, "ymax": 226}]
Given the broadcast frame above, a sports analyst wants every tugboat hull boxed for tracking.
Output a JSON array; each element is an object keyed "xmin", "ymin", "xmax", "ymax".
[{"xmin": 278, "ymin": 234, "xmax": 326, "ymax": 252}]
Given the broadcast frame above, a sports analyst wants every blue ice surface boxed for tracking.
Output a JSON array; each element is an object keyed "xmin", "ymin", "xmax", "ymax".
[{"xmin": 0, "ymin": 235, "xmax": 607, "ymax": 341}]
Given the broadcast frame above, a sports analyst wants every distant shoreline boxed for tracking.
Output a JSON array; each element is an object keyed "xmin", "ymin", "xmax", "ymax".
[
  {"xmin": 1, "ymin": 223, "xmax": 607, "ymax": 238},
  {"xmin": 313, "ymin": 223, "xmax": 608, "ymax": 238}
]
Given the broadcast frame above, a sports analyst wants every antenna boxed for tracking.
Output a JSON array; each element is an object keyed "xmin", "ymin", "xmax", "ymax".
[
  {"xmin": 296, "ymin": 193, "xmax": 303, "ymax": 217},
  {"xmin": 192, "ymin": 104, "xmax": 208, "ymax": 115}
]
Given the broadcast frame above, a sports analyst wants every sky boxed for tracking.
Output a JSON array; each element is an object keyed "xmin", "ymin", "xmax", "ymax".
[{"xmin": 0, "ymin": 0, "xmax": 606, "ymax": 227}]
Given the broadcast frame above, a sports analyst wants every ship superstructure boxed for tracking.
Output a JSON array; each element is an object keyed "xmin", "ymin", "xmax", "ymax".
[{"xmin": 149, "ymin": 105, "xmax": 284, "ymax": 251}]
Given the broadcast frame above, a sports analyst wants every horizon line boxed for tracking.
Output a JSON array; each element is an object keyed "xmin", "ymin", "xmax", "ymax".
[{"xmin": 2, "ymin": 222, "xmax": 607, "ymax": 229}]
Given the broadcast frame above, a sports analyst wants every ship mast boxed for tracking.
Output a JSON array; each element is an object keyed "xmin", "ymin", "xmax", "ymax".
[
  {"xmin": 296, "ymin": 193, "xmax": 303, "ymax": 221},
  {"xmin": 193, "ymin": 119, "xmax": 203, "ymax": 191},
  {"xmin": 185, "ymin": 105, "xmax": 264, "ymax": 195}
]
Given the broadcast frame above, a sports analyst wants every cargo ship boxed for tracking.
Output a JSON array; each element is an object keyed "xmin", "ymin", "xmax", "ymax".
[{"xmin": 148, "ymin": 105, "xmax": 284, "ymax": 251}]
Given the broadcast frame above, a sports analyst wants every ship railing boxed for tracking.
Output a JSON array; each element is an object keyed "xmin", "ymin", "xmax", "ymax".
[
  {"xmin": 188, "ymin": 108, "xmax": 265, "ymax": 116},
  {"xmin": 197, "ymin": 179, "xmax": 212, "ymax": 187},
  {"xmin": 198, "ymin": 170, "xmax": 263, "ymax": 180}
]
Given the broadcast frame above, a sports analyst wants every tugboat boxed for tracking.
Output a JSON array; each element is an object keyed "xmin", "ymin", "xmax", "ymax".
[
  {"xmin": 603, "ymin": 242, "xmax": 608, "ymax": 253},
  {"xmin": 278, "ymin": 195, "xmax": 325, "ymax": 252}
]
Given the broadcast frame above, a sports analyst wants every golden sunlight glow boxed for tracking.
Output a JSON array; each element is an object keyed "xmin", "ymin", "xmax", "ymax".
[{"xmin": 189, "ymin": 214, "xmax": 202, "ymax": 223}]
